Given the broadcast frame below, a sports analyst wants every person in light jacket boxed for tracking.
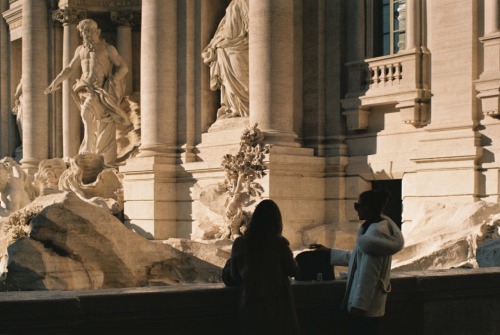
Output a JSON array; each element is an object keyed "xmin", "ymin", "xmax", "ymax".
[{"xmin": 311, "ymin": 190, "xmax": 404, "ymax": 335}]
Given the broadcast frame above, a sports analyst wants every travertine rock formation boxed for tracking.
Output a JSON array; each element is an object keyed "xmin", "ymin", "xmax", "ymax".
[
  {"xmin": 392, "ymin": 201, "xmax": 500, "ymax": 271},
  {"xmin": 3, "ymin": 192, "xmax": 224, "ymax": 290}
]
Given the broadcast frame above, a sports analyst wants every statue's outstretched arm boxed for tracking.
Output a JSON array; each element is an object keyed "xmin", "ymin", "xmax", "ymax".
[{"xmin": 45, "ymin": 46, "xmax": 82, "ymax": 94}]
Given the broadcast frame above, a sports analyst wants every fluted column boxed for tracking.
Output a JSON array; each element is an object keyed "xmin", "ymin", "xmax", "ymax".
[
  {"xmin": 139, "ymin": 0, "xmax": 177, "ymax": 157},
  {"xmin": 111, "ymin": 10, "xmax": 136, "ymax": 96},
  {"xmin": 21, "ymin": 0, "xmax": 49, "ymax": 171},
  {"xmin": 53, "ymin": 7, "xmax": 85, "ymax": 161},
  {"xmin": 249, "ymin": 0, "xmax": 299, "ymax": 146}
]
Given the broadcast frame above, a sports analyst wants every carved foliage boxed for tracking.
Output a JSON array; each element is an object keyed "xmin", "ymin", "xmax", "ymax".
[{"xmin": 219, "ymin": 124, "xmax": 271, "ymax": 238}]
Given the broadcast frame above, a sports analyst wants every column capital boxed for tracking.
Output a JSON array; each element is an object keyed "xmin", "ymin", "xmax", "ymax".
[
  {"xmin": 52, "ymin": 7, "xmax": 87, "ymax": 25},
  {"xmin": 110, "ymin": 10, "xmax": 140, "ymax": 27}
]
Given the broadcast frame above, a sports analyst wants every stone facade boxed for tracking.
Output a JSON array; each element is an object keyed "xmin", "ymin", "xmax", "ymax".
[{"xmin": 1, "ymin": 0, "xmax": 499, "ymax": 250}]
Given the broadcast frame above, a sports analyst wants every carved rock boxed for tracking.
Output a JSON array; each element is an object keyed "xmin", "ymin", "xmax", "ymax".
[
  {"xmin": 59, "ymin": 153, "xmax": 124, "ymax": 215},
  {"xmin": 0, "ymin": 157, "xmax": 36, "ymax": 216},
  {"xmin": 393, "ymin": 201, "xmax": 500, "ymax": 270},
  {"xmin": 33, "ymin": 158, "xmax": 67, "ymax": 196},
  {"xmin": 5, "ymin": 192, "xmax": 224, "ymax": 290},
  {"xmin": 192, "ymin": 183, "xmax": 227, "ymax": 240}
]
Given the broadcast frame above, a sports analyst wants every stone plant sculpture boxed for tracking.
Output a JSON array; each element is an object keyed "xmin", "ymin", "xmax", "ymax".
[{"xmin": 219, "ymin": 124, "xmax": 271, "ymax": 239}]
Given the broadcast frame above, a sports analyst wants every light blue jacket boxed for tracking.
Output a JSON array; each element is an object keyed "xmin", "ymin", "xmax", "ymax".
[{"xmin": 330, "ymin": 217, "xmax": 404, "ymax": 317}]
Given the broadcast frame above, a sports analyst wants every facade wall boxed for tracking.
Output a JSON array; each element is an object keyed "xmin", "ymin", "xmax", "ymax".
[{"xmin": 1, "ymin": 0, "xmax": 499, "ymax": 248}]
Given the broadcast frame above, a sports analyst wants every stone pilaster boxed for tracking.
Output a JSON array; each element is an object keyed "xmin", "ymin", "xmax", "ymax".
[
  {"xmin": 50, "ymin": 16, "xmax": 64, "ymax": 158},
  {"xmin": 21, "ymin": 0, "xmax": 50, "ymax": 172},
  {"xmin": 53, "ymin": 7, "xmax": 86, "ymax": 161},
  {"xmin": 121, "ymin": 0, "xmax": 179, "ymax": 240},
  {"xmin": 0, "ymin": 0, "xmax": 10, "ymax": 157},
  {"xmin": 476, "ymin": 0, "xmax": 500, "ymax": 118},
  {"xmin": 177, "ymin": 0, "xmax": 196, "ymax": 163},
  {"xmin": 249, "ymin": 0, "xmax": 299, "ymax": 147},
  {"xmin": 110, "ymin": 10, "xmax": 138, "ymax": 96}
]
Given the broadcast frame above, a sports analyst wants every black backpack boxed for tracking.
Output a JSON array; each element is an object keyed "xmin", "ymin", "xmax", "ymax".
[{"xmin": 295, "ymin": 251, "xmax": 335, "ymax": 281}]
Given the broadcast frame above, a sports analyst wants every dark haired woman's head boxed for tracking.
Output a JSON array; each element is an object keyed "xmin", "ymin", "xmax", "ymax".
[
  {"xmin": 246, "ymin": 199, "xmax": 283, "ymax": 238},
  {"xmin": 354, "ymin": 190, "xmax": 390, "ymax": 221}
]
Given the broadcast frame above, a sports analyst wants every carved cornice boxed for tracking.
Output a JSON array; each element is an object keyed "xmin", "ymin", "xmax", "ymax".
[
  {"xmin": 58, "ymin": 0, "xmax": 141, "ymax": 11},
  {"xmin": 2, "ymin": 0, "xmax": 22, "ymax": 40},
  {"xmin": 53, "ymin": 7, "xmax": 87, "ymax": 25},
  {"xmin": 110, "ymin": 10, "xmax": 140, "ymax": 27}
]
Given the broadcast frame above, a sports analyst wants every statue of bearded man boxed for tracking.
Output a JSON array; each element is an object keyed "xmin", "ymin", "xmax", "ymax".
[{"xmin": 45, "ymin": 19, "xmax": 130, "ymax": 166}]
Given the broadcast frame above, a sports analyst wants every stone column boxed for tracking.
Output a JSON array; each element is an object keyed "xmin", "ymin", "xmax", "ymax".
[
  {"xmin": 249, "ymin": 0, "xmax": 299, "ymax": 147},
  {"xmin": 111, "ymin": 10, "xmax": 136, "ymax": 96},
  {"xmin": 53, "ymin": 7, "xmax": 85, "ymax": 161},
  {"xmin": 485, "ymin": 0, "xmax": 500, "ymax": 35},
  {"xmin": 405, "ymin": 0, "xmax": 421, "ymax": 51},
  {"xmin": 121, "ymin": 0, "xmax": 179, "ymax": 240},
  {"xmin": 0, "ymin": 0, "xmax": 9, "ymax": 157},
  {"xmin": 139, "ymin": 0, "xmax": 177, "ymax": 157},
  {"xmin": 21, "ymin": 0, "xmax": 49, "ymax": 172}
]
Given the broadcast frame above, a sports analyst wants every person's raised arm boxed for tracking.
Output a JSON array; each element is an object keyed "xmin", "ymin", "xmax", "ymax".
[{"xmin": 45, "ymin": 46, "xmax": 82, "ymax": 94}]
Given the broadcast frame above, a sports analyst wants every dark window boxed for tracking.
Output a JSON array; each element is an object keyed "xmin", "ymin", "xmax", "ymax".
[{"xmin": 373, "ymin": 0, "xmax": 405, "ymax": 57}]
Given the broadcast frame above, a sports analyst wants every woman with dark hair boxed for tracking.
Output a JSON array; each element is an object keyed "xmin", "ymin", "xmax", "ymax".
[
  {"xmin": 311, "ymin": 190, "xmax": 404, "ymax": 335},
  {"xmin": 230, "ymin": 199, "xmax": 300, "ymax": 334}
]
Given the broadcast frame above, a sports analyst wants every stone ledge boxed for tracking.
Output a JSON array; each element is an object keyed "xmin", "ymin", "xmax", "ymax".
[{"xmin": 0, "ymin": 268, "xmax": 499, "ymax": 334}]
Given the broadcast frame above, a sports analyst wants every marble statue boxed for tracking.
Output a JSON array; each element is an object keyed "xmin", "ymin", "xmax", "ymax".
[
  {"xmin": 59, "ymin": 153, "xmax": 124, "ymax": 215},
  {"xmin": 219, "ymin": 124, "xmax": 270, "ymax": 238},
  {"xmin": 0, "ymin": 157, "xmax": 35, "ymax": 216},
  {"xmin": 45, "ymin": 18, "xmax": 131, "ymax": 166},
  {"xmin": 202, "ymin": 0, "xmax": 249, "ymax": 119},
  {"xmin": 33, "ymin": 158, "xmax": 68, "ymax": 196},
  {"xmin": 12, "ymin": 76, "xmax": 23, "ymax": 139}
]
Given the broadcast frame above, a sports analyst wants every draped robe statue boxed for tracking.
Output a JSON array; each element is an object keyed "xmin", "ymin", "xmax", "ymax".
[{"xmin": 202, "ymin": 0, "xmax": 249, "ymax": 119}]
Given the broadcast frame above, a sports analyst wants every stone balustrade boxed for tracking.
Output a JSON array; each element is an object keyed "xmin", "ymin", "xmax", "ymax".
[
  {"xmin": 342, "ymin": 49, "xmax": 431, "ymax": 130},
  {"xmin": 364, "ymin": 56, "xmax": 403, "ymax": 91}
]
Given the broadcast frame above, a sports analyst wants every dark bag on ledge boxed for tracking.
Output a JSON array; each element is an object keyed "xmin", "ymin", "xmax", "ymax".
[
  {"xmin": 222, "ymin": 258, "xmax": 241, "ymax": 287},
  {"xmin": 295, "ymin": 250, "xmax": 335, "ymax": 281}
]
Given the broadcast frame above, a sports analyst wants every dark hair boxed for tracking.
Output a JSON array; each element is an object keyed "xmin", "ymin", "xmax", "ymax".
[
  {"xmin": 245, "ymin": 199, "xmax": 283, "ymax": 239},
  {"xmin": 358, "ymin": 190, "xmax": 390, "ymax": 214}
]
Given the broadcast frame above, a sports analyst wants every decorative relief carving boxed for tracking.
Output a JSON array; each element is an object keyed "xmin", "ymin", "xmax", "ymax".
[
  {"xmin": 110, "ymin": 10, "xmax": 140, "ymax": 27},
  {"xmin": 58, "ymin": 0, "xmax": 141, "ymax": 9},
  {"xmin": 52, "ymin": 7, "xmax": 87, "ymax": 25}
]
